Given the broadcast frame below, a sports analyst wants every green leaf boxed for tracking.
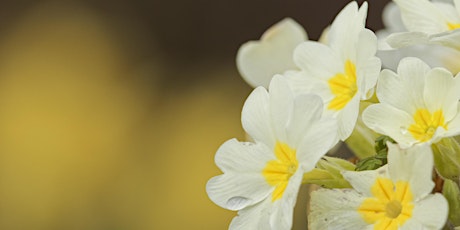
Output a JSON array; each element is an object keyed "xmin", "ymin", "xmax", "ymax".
[{"xmin": 355, "ymin": 135, "xmax": 394, "ymax": 171}]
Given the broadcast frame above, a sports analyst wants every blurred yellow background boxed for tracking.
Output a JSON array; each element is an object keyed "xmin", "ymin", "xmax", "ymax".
[
  {"xmin": 0, "ymin": 1, "xmax": 388, "ymax": 229},
  {"xmin": 0, "ymin": 1, "xmax": 250, "ymax": 229}
]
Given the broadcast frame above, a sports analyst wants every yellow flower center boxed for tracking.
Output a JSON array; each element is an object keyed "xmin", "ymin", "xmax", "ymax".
[
  {"xmin": 447, "ymin": 22, "xmax": 460, "ymax": 30},
  {"xmin": 262, "ymin": 142, "xmax": 298, "ymax": 202},
  {"xmin": 358, "ymin": 178, "xmax": 414, "ymax": 230},
  {"xmin": 408, "ymin": 109, "xmax": 447, "ymax": 142},
  {"xmin": 327, "ymin": 60, "xmax": 358, "ymax": 111}
]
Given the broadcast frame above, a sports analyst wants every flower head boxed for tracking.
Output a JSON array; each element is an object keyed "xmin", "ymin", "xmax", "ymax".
[
  {"xmin": 206, "ymin": 76, "xmax": 338, "ymax": 229},
  {"xmin": 309, "ymin": 143, "xmax": 449, "ymax": 229},
  {"xmin": 288, "ymin": 1, "xmax": 381, "ymax": 140},
  {"xmin": 363, "ymin": 57, "xmax": 460, "ymax": 148},
  {"xmin": 387, "ymin": 0, "xmax": 460, "ymax": 50}
]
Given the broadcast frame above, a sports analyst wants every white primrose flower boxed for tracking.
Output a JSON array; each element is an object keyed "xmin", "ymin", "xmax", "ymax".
[
  {"xmin": 362, "ymin": 57, "xmax": 460, "ymax": 148},
  {"xmin": 206, "ymin": 76, "xmax": 338, "ymax": 229},
  {"xmin": 289, "ymin": 1, "xmax": 381, "ymax": 141},
  {"xmin": 377, "ymin": 2, "xmax": 460, "ymax": 74},
  {"xmin": 309, "ymin": 143, "xmax": 449, "ymax": 230},
  {"xmin": 387, "ymin": 0, "xmax": 460, "ymax": 50},
  {"xmin": 236, "ymin": 18, "xmax": 308, "ymax": 88}
]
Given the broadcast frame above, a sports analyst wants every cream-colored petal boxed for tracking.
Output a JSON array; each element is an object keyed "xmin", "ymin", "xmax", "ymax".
[
  {"xmin": 394, "ymin": 0, "xmax": 448, "ymax": 33},
  {"xmin": 386, "ymin": 31, "xmax": 430, "ymax": 49},
  {"xmin": 382, "ymin": 2, "xmax": 406, "ymax": 32},
  {"xmin": 336, "ymin": 94, "xmax": 360, "ymax": 141},
  {"xmin": 377, "ymin": 57, "xmax": 429, "ymax": 115},
  {"xmin": 268, "ymin": 75, "xmax": 295, "ymax": 143},
  {"xmin": 206, "ymin": 173, "xmax": 272, "ymax": 211},
  {"xmin": 229, "ymin": 167, "xmax": 304, "ymax": 230},
  {"xmin": 241, "ymin": 87, "xmax": 276, "ymax": 148},
  {"xmin": 296, "ymin": 116, "xmax": 338, "ymax": 172},
  {"xmin": 429, "ymin": 29, "xmax": 460, "ymax": 50},
  {"xmin": 342, "ymin": 167, "xmax": 388, "ymax": 196},
  {"xmin": 270, "ymin": 170, "xmax": 303, "ymax": 230},
  {"xmin": 328, "ymin": 1, "xmax": 367, "ymax": 61},
  {"xmin": 424, "ymin": 67, "xmax": 460, "ymax": 121},
  {"xmin": 386, "ymin": 143, "xmax": 435, "ymax": 199},
  {"xmin": 358, "ymin": 57, "xmax": 381, "ymax": 99},
  {"xmin": 356, "ymin": 29, "xmax": 378, "ymax": 65},
  {"xmin": 286, "ymin": 93, "xmax": 324, "ymax": 147},
  {"xmin": 396, "ymin": 57, "xmax": 430, "ymax": 96},
  {"xmin": 434, "ymin": 1, "xmax": 460, "ymax": 23},
  {"xmin": 293, "ymin": 41, "xmax": 342, "ymax": 80},
  {"xmin": 283, "ymin": 70, "xmax": 317, "ymax": 95},
  {"xmin": 362, "ymin": 103, "xmax": 417, "ymax": 148},
  {"xmin": 445, "ymin": 102, "xmax": 460, "ymax": 137},
  {"xmin": 207, "ymin": 139, "xmax": 274, "ymax": 210},
  {"xmin": 236, "ymin": 18, "xmax": 307, "ymax": 88},
  {"xmin": 214, "ymin": 138, "xmax": 273, "ymax": 173},
  {"xmin": 410, "ymin": 194, "xmax": 449, "ymax": 229},
  {"xmin": 309, "ymin": 188, "xmax": 370, "ymax": 230},
  {"xmin": 456, "ymin": 0, "xmax": 460, "ymax": 16},
  {"xmin": 356, "ymin": 29, "xmax": 381, "ymax": 99},
  {"xmin": 229, "ymin": 198, "xmax": 272, "ymax": 230},
  {"xmin": 376, "ymin": 69, "xmax": 410, "ymax": 112}
]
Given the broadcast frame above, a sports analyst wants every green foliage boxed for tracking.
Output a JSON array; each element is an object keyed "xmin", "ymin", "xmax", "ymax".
[{"xmin": 355, "ymin": 135, "xmax": 395, "ymax": 171}]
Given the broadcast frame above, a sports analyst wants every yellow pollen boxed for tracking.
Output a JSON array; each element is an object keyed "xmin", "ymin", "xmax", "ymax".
[
  {"xmin": 407, "ymin": 109, "xmax": 448, "ymax": 142},
  {"xmin": 262, "ymin": 142, "xmax": 298, "ymax": 202},
  {"xmin": 447, "ymin": 22, "xmax": 460, "ymax": 30},
  {"xmin": 327, "ymin": 60, "xmax": 358, "ymax": 110},
  {"xmin": 358, "ymin": 178, "xmax": 414, "ymax": 230}
]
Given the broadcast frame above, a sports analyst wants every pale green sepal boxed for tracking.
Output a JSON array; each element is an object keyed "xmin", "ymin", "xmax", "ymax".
[
  {"xmin": 443, "ymin": 179, "xmax": 460, "ymax": 227},
  {"xmin": 302, "ymin": 157, "xmax": 355, "ymax": 189},
  {"xmin": 344, "ymin": 101, "xmax": 379, "ymax": 159},
  {"xmin": 431, "ymin": 137, "xmax": 460, "ymax": 180}
]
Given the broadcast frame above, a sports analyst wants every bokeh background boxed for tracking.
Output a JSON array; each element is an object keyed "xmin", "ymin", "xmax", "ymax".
[{"xmin": 0, "ymin": 0, "xmax": 389, "ymax": 229}]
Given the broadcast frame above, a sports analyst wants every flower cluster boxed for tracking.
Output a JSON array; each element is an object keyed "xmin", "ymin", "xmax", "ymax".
[{"xmin": 207, "ymin": 1, "xmax": 460, "ymax": 229}]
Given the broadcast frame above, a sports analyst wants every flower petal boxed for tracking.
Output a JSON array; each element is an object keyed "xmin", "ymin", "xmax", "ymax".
[
  {"xmin": 309, "ymin": 188, "xmax": 370, "ymax": 230},
  {"xmin": 296, "ymin": 116, "xmax": 338, "ymax": 172},
  {"xmin": 409, "ymin": 193, "xmax": 449, "ymax": 229},
  {"xmin": 229, "ymin": 199, "xmax": 272, "ymax": 230},
  {"xmin": 206, "ymin": 139, "xmax": 274, "ymax": 210},
  {"xmin": 236, "ymin": 18, "xmax": 307, "ymax": 88},
  {"xmin": 356, "ymin": 29, "xmax": 381, "ymax": 98},
  {"xmin": 394, "ymin": 0, "xmax": 447, "ymax": 33},
  {"xmin": 207, "ymin": 173, "xmax": 272, "ymax": 211},
  {"xmin": 293, "ymin": 41, "xmax": 342, "ymax": 80},
  {"xmin": 377, "ymin": 57, "xmax": 429, "ymax": 115},
  {"xmin": 269, "ymin": 76, "xmax": 295, "ymax": 143},
  {"xmin": 328, "ymin": 1, "xmax": 367, "ymax": 60},
  {"xmin": 336, "ymin": 94, "xmax": 360, "ymax": 141},
  {"xmin": 214, "ymin": 138, "xmax": 273, "ymax": 173},
  {"xmin": 356, "ymin": 29, "xmax": 378, "ymax": 65},
  {"xmin": 424, "ymin": 67, "xmax": 460, "ymax": 121},
  {"xmin": 362, "ymin": 103, "xmax": 416, "ymax": 148},
  {"xmin": 386, "ymin": 143, "xmax": 435, "ymax": 199},
  {"xmin": 342, "ymin": 166, "xmax": 388, "ymax": 196},
  {"xmin": 386, "ymin": 31, "xmax": 430, "ymax": 48},
  {"xmin": 286, "ymin": 93, "xmax": 323, "ymax": 147},
  {"xmin": 270, "ymin": 170, "xmax": 303, "ymax": 230},
  {"xmin": 446, "ymin": 102, "xmax": 460, "ymax": 137},
  {"xmin": 242, "ymin": 87, "xmax": 276, "ymax": 148},
  {"xmin": 430, "ymin": 29, "xmax": 460, "ymax": 50}
]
